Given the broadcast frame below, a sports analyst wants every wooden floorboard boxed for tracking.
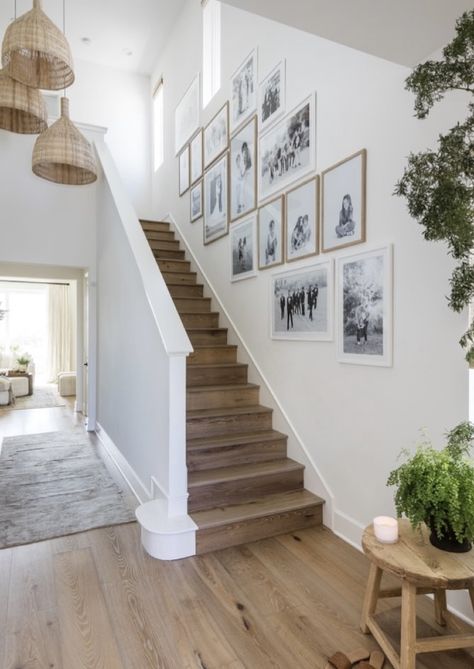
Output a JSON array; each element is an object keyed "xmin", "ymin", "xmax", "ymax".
[{"xmin": 2, "ymin": 522, "xmax": 474, "ymax": 668}]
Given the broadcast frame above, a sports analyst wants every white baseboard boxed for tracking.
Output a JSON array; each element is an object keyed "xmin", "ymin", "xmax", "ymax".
[
  {"xmin": 95, "ymin": 422, "xmax": 151, "ymax": 505},
  {"xmin": 162, "ymin": 211, "xmax": 335, "ymax": 527},
  {"xmin": 333, "ymin": 509, "xmax": 365, "ymax": 551}
]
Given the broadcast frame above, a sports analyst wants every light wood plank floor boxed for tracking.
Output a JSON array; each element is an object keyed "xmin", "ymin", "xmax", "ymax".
[{"xmin": 1, "ymin": 405, "xmax": 474, "ymax": 667}]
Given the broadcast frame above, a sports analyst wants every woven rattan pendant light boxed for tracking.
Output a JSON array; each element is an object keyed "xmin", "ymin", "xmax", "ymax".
[
  {"xmin": 0, "ymin": 67, "xmax": 48, "ymax": 134},
  {"xmin": 32, "ymin": 96, "xmax": 97, "ymax": 185},
  {"xmin": 2, "ymin": 0, "xmax": 74, "ymax": 91}
]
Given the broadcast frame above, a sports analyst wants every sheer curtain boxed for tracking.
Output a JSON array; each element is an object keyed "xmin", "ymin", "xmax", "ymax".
[{"xmin": 47, "ymin": 285, "xmax": 75, "ymax": 383}]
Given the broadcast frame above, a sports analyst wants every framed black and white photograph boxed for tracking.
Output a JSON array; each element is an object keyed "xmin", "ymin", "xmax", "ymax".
[
  {"xmin": 259, "ymin": 60, "xmax": 285, "ymax": 132},
  {"xmin": 285, "ymin": 176, "xmax": 319, "ymax": 263},
  {"xmin": 203, "ymin": 153, "xmax": 229, "ymax": 245},
  {"xmin": 321, "ymin": 149, "xmax": 367, "ymax": 253},
  {"xmin": 178, "ymin": 145, "xmax": 190, "ymax": 196},
  {"xmin": 271, "ymin": 261, "xmax": 333, "ymax": 341},
  {"xmin": 259, "ymin": 94, "xmax": 316, "ymax": 201},
  {"xmin": 204, "ymin": 102, "xmax": 229, "ymax": 169},
  {"xmin": 230, "ymin": 116, "xmax": 257, "ymax": 222},
  {"xmin": 230, "ymin": 49, "xmax": 257, "ymax": 132},
  {"xmin": 190, "ymin": 181, "xmax": 203, "ymax": 222},
  {"xmin": 190, "ymin": 130, "xmax": 203, "ymax": 185},
  {"xmin": 258, "ymin": 195, "xmax": 284, "ymax": 270},
  {"xmin": 230, "ymin": 215, "xmax": 257, "ymax": 282},
  {"xmin": 336, "ymin": 245, "xmax": 392, "ymax": 366},
  {"xmin": 175, "ymin": 74, "xmax": 200, "ymax": 155}
]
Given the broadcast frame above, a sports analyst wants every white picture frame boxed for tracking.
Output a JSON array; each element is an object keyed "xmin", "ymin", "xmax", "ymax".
[
  {"xmin": 230, "ymin": 115, "xmax": 257, "ymax": 223},
  {"xmin": 336, "ymin": 245, "xmax": 393, "ymax": 366},
  {"xmin": 190, "ymin": 130, "xmax": 203, "ymax": 185},
  {"xmin": 322, "ymin": 149, "xmax": 367, "ymax": 253},
  {"xmin": 190, "ymin": 181, "xmax": 203, "ymax": 222},
  {"xmin": 271, "ymin": 260, "xmax": 333, "ymax": 341},
  {"xmin": 258, "ymin": 195, "xmax": 284, "ymax": 270},
  {"xmin": 259, "ymin": 60, "xmax": 286, "ymax": 132},
  {"xmin": 203, "ymin": 153, "xmax": 229, "ymax": 245},
  {"xmin": 285, "ymin": 176, "xmax": 319, "ymax": 263},
  {"xmin": 204, "ymin": 102, "xmax": 229, "ymax": 169},
  {"xmin": 230, "ymin": 49, "xmax": 258, "ymax": 132},
  {"xmin": 175, "ymin": 74, "xmax": 200, "ymax": 155},
  {"xmin": 178, "ymin": 145, "xmax": 190, "ymax": 196},
  {"xmin": 259, "ymin": 93, "xmax": 316, "ymax": 202},
  {"xmin": 230, "ymin": 215, "xmax": 257, "ymax": 282}
]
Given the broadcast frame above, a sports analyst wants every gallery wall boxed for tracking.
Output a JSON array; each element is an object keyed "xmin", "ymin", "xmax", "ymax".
[{"xmin": 151, "ymin": 0, "xmax": 468, "ymax": 550}]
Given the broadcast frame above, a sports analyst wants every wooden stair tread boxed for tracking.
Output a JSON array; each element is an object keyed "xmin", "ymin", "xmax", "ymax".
[
  {"xmin": 187, "ymin": 404, "xmax": 272, "ymax": 419},
  {"xmin": 186, "ymin": 327, "xmax": 227, "ymax": 334},
  {"xmin": 187, "ymin": 429, "xmax": 286, "ymax": 450},
  {"xmin": 187, "ymin": 382, "xmax": 258, "ymax": 394},
  {"xmin": 187, "ymin": 362, "xmax": 246, "ymax": 371},
  {"xmin": 188, "ymin": 458, "xmax": 303, "ymax": 487},
  {"xmin": 191, "ymin": 489, "xmax": 324, "ymax": 529},
  {"xmin": 191, "ymin": 344, "xmax": 236, "ymax": 351}
]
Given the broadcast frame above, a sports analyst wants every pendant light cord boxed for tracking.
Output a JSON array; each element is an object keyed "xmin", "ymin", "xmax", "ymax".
[
  {"xmin": 14, "ymin": 0, "xmax": 17, "ymax": 20},
  {"xmin": 63, "ymin": 0, "xmax": 66, "ymax": 97}
]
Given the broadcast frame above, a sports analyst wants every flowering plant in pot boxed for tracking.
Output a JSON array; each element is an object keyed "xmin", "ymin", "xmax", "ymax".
[
  {"xmin": 16, "ymin": 353, "xmax": 31, "ymax": 372},
  {"xmin": 387, "ymin": 422, "xmax": 474, "ymax": 553}
]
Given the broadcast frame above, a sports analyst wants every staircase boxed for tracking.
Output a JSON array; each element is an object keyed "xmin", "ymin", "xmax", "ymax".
[{"xmin": 141, "ymin": 219, "xmax": 325, "ymax": 554}]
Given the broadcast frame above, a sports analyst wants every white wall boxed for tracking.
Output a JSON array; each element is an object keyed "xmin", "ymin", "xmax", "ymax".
[
  {"xmin": 65, "ymin": 59, "xmax": 152, "ymax": 217},
  {"xmin": 151, "ymin": 0, "xmax": 469, "ymax": 540}
]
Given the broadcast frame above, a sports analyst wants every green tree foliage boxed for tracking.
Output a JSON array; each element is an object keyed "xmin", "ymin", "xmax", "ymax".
[{"xmin": 395, "ymin": 10, "xmax": 474, "ymax": 361}]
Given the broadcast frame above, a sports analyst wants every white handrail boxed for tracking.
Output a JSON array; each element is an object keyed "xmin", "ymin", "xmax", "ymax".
[{"xmin": 94, "ymin": 139, "xmax": 192, "ymax": 357}]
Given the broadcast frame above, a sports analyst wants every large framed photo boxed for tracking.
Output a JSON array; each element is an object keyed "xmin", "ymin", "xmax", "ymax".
[
  {"xmin": 190, "ymin": 181, "xmax": 203, "ymax": 222},
  {"xmin": 285, "ymin": 176, "xmax": 319, "ymax": 263},
  {"xmin": 258, "ymin": 195, "xmax": 284, "ymax": 270},
  {"xmin": 230, "ymin": 49, "xmax": 257, "ymax": 132},
  {"xmin": 259, "ymin": 60, "xmax": 285, "ymax": 132},
  {"xmin": 190, "ymin": 130, "xmax": 203, "ymax": 185},
  {"xmin": 203, "ymin": 153, "xmax": 229, "ymax": 245},
  {"xmin": 230, "ymin": 215, "xmax": 257, "ymax": 282},
  {"xmin": 230, "ymin": 116, "xmax": 257, "ymax": 222},
  {"xmin": 271, "ymin": 261, "xmax": 333, "ymax": 341},
  {"xmin": 175, "ymin": 74, "xmax": 200, "ymax": 155},
  {"xmin": 336, "ymin": 245, "xmax": 392, "ymax": 366},
  {"xmin": 321, "ymin": 149, "xmax": 367, "ymax": 253},
  {"xmin": 204, "ymin": 102, "xmax": 229, "ymax": 169},
  {"xmin": 178, "ymin": 145, "xmax": 190, "ymax": 196},
  {"xmin": 259, "ymin": 94, "xmax": 316, "ymax": 202}
]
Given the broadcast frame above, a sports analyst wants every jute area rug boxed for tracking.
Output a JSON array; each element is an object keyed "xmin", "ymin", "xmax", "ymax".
[
  {"xmin": 0, "ymin": 430, "xmax": 136, "ymax": 548},
  {"xmin": 0, "ymin": 384, "xmax": 66, "ymax": 411}
]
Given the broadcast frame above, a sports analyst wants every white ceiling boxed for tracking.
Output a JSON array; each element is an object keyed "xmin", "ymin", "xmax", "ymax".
[
  {"xmin": 0, "ymin": 0, "xmax": 471, "ymax": 77},
  {"xmin": 220, "ymin": 0, "xmax": 473, "ymax": 67},
  {"xmin": 0, "ymin": 0, "xmax": 187, "ymax": 75}
]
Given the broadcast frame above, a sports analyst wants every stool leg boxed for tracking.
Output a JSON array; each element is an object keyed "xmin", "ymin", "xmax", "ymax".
[
  {"xmin": 434, "ymin": 589, "xmax": 447, "ymax": 627},
  {"xmin": 360, "ymin": 563, "xmax": 382, "ymax": 634},
  {"xmin": 400, "ymin": 580, "xmax": 417, "ymax": 669}
]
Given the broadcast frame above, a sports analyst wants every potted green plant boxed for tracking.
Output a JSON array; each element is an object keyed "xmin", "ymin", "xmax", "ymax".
[
  {"xmin": 16, "ymin": 353, "xmax": 31, "ymax": 373},
  {"xmin": 387, "ymin": 422, "xmax": 474, "ymax": 552}
]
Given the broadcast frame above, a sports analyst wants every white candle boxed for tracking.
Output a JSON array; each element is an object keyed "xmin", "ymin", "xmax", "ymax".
[{"xmin": 373, "ymin": 516, "xmax": 399, "ymax": 544}]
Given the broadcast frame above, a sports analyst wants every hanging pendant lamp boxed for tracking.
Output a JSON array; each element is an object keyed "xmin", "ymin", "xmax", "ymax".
[
  {"xmin": 0, "ymin": 68, "xmax": 48, "ymax": 133},
  {"xmin": 32, "ymin": 97, "xmax": 97, "ymax": 185},
  {"xmin": 2, "ymin": 0, "xmax": 74, "ymax": 91}
]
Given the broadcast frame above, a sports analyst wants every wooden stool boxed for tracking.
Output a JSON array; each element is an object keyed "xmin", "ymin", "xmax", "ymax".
[{"xmin": 360, "ymin": 519, "xmax": 474, "ymax": 669}]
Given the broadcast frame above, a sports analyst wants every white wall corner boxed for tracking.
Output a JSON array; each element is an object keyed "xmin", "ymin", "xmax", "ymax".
[{"xmin": 135, "ymin": 498, "xmax": 197, "ymax": 560}]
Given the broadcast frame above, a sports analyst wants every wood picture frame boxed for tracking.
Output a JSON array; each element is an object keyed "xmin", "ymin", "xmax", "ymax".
[
  {"xmin": 204, "ymin": 102, "xmax": 229, "ymax": 169},
  {"xmin": 230, "ymin": 115, "xmax": 257, "ymax": 223},
  {"xmin": 285, "ymin": 176, "xmax": 319, "ymax": 263},
  {"xmin": 178, "ymin": 145, "xmax": 190, "ymax": 196},
  {"xmin": 258, "ymin": 195, "xmax": 284, "ymax": 270},
  {"xmin": 190, "ymin": 180, "xmax": 203, "ymax": 222},
  {"xmin": 190, "ymin": 129, "xmax": 204, "ymax": 185},
  {"xmin": 230, "ymin": 48, "xmax": 258, "ymax": 133},
  {"xmin": 175, "ymin": 74, "xmax": 200, "ymax": 155},
  {"xmin": 203, "ymin": 152, "xmax": 229, "ymax": 245}
]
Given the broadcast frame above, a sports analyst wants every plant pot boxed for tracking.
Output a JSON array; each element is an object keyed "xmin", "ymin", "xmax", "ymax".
[{"xmin": 428, "ymin": 519, "xmax": 472, "ymax": 553}]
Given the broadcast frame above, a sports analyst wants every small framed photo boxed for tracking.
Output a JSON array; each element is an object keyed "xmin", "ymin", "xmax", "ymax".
[
  {"xmin": 203, "ymin": 153, "xmax": 229, "ymax": 245},
  {"xmin": 259, "ymin": 60, "xmax": 285, "ymax": 132},
  {"xmin": 190, "ymin": 130, "xmax": 203, "ymax": 185},
  {"xmin": 336, "ymin": 245, "xmax": 392, "ymax": 366},
  {"xmin": 230, "ymin": 115, "xmax": 257, "ymax": 222},
  {"xmin": 178, "ymin": 145, "xmax": 190, "ymax": 196},
  {"xmin": 204, "ymin": 102, "xmax": 229, "ymax": 169},
  {"xmin": 175, "ymin": 74, "xmax": 200, "ymax": 155},
  {"xmin": 258, "ymin": 195, "xmax": 284, "ymax": 270},
  {"xmin": 259, "ymin": 94, "xmax": 316, "ymax": 202},
  {"xmin": 190, "ymin": 181, "xmax": 203, "ymax": 222},
  {"xmin": 321, "ymin": 149, "xmax": 367, "ymax": 253},
  {"xmin": 271, "ymin": 261, "xmax": 333, "ymax": 341},
  {"xmin": 285, "ymin": 176, "xmax": 319, "ymax": 263},
  {"xmin": 230, "ymin": 215, "xmax": 257, "ymax": 282},
  {"xmin": 230, "ymin": 49, "xmax": 257, "ymax": 132}
]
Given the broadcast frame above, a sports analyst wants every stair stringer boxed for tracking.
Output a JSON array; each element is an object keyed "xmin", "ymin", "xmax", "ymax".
[{"xmin": 162, "ymin": 212, "xmax": 335, "ymax": 529}]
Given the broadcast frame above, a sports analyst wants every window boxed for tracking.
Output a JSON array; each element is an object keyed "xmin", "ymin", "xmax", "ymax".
[
  {"xmin": 202, "ymin": 0, "xmax": 221, "ymax": 108},
  {"xmin": 153, "ymin": 79, "xmax": 164, "ymax": 171}
]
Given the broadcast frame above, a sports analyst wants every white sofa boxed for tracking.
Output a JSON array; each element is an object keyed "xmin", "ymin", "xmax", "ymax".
[
  {"xmin": 0, "ymin": 377, "xmax": 11, "ymax": 405},
  {"xmin": 9, "ymin": 376, "xmax": 29, "ymax": 397}
]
